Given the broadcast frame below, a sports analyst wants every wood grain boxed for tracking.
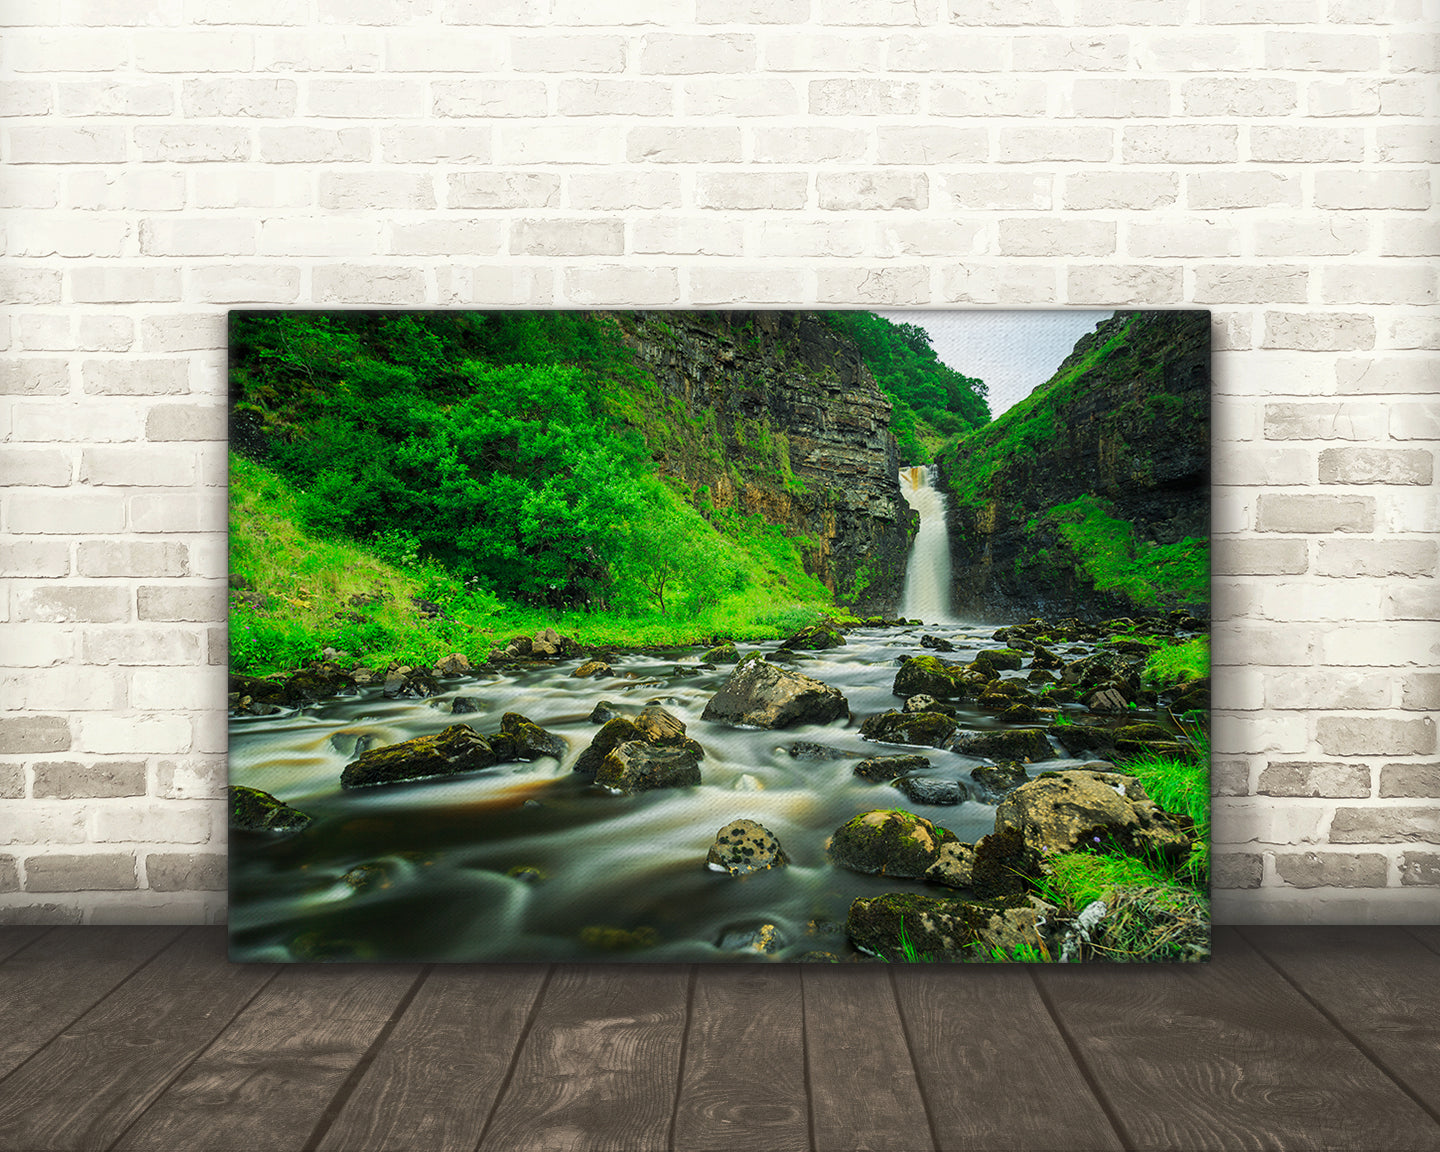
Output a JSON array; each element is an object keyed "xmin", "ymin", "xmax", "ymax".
[
  {"xmin": 0, "ymin": 926, "xmax": 51, "ymax": 964},
  {"xmin": 312, "ymin": 965, "xmax": 549, "ymax": 1152},
  {"xmin": 1035, "ymin": 927, "xmax": 1440, "ymax": 1152},
  {"xmin": 671, "ymin": 965, "xmax": 809, "ymax": 1152},
  {"xmin": 892, "ymin": 964, "xmax": 1123, "ymax": 1152},
  {"xmin": 801, "ymin": 965, "xmax": 934, "ymax": 1152},
  {"xmin": 111, "ymin": 963, "xmax": 423, "ymax": 1152},
  {"xmin": 477, "ymin": 964, "xmax": 690, "ymax": 1152},
  {"xmin": 1243, "ymin": 925, "xmax": 1440, "ymax": 1129},
  {"xmin": 0, "ymin": 926, "xmax": 182, "ymax": 1081},
  {"xmin": 0, "ymin": 928, "xmax": 275, "ymax": 1152}
]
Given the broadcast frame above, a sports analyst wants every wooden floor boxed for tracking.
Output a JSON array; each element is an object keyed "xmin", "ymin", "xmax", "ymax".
[{"xmin": 0, "ymin": 927, "xmax": 1436, "ymax": 1152}]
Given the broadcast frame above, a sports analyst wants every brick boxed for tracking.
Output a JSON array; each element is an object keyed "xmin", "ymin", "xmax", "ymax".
[
  {"xmin": 1323, "ymin": 265, "xmax": 1436, "ymax": 307},
  {"xmin": 0, "ymin": 904, "xmax": 82, "ymax": 925},
  {"xmin": 1258, "ymin": 761, "xmax": 1371, "ymax": 798},
  {"xmin": 1321, "ymin": 625, "xmax": 1437, "ymax": 668},
  {"xmin": 949, "ymin": 0, "xmax": 1060, "ymax": 23},
  {"xmin": 1212, "ymin": 852, "xmax": 1263, "ymax": 889},
  {"xmin": 1214, "ymin": 445, "xmax": 1312, "ymax": 486},
  {"xmin": 683, "ymin": 78, "xmax": 798, "ymax": 118},
  {"xmin": 1251, "ymin": 126, "xmax": 1365, "ymax": 164},
  {"xmin": 0, "ymin": 268, "xmax": 62, "ymax": 305},
  {"xmin": 258, "ymin": 219, "xmax": 382, "ymax": 258},
  {"xmin": 1319, "ymin": 716, "xmax": 1435, "ymax": 758},
  {"xmin": 943, "ymin": 265, "xmax": 1057, "ymax": 305},
  {"xmin": 1402, "ymin": 675, "xmax": 1440, "ymax": 712},
  {"xmin": 1182, "ymin": 77, "xmax": 1296, "ymax": 116},
  {"xmin": 511, "ymin": 220, "xmax": 624, "ymax": 257},
  {"xmin": 1136, "ymin": 33, "xmax": 1259, "ymax": 72},
  {"xmin": 500, "ymin": 125, "xmax": 624, "ymax": 165},
  {"xmin": 13, "ymin": 584, "xmax": 129, "ymax": 623},
  {"xmin": 1188, "ymin": 171, "xmax": 1300, "ymax": 211},
  {"xmin": 443, "ymin": 0, "xmax": 546, "ymax": 20},
  {"xmin": 567, "ymin": 172, "xmax": 680, "ymax": 210},
  {"xmin": 639, "ymin": 33, "xmax": 755, "ymax": 74},
  {"xmin": 1275, "ymin": 852, "xmax": 1388, "ymax": 888},
  {"xmin": 999, "ymin": 219, "xmax": 1115, "ymax": 258},
  {"xmin": 0, "ymin": 541, "xmax": 70, "ymax": 578},
  {"xmin": 0, "ymin": 356, "xmax": 70, "ymax": 397},
  {"xmin": 319, "ymin": 173, "xmax": 435, "ymax": 211},
  {"xmin": 147, "ymin": 403, "xmax": 226, "ymax": 442},
  {"xmin": 129, "ymin": 493, "xmax": 215, "ymax": 534},
  {"xmin": 9, "ymin": 491, "xmax": 131, "ymax": 535},
  {"xmin": 208, "ymin": 627, "xmax": 227, "ymax": 666},
  {"xmin": 696, "ymin": 174, "xmax": 809, "ymax": 211},
  {"xmin": 133, "ymin": 126, "xmax": 250, "ymax": 163},
  {"xmin": 0, "ymin": 764, "xmax": 21, "ymax": 801},
  {"xmin": 1317, "ymin": 539, "xmax": 1436, "ymax": 578},
  {"xmin": 25, "ymin": 854, "xmax": 136, "ymax": 891},
  {"xmin": 312, "ymin": 266, "xmax": 427, "ymax": 306},
  {"xmin": 0, "ymin": 857, "xmax": 16, "ymax": 893},
  {"xmin": 553, "ymin": 80, "xmax": 670, "ymax": 118},
  {"xmin": 317, "ymin": 0, "xmax": 432, "ymax": 21},
  {"xmin": 1128, "ymin": 222, "xmax": 1240, "ymax": 259},
  {"xmin": 1380, "ymin": 763, "xmax": 1440, "ymax": 798},
  {"xmin": 9, "ymin": 217, "xmax": 131, "ymax": 259},
  {"xmin": 1255, "ymin": 494, "xmax": 1373, "ymax": 533},
  {"xmin": 887, "ymin": 34, "xmax": 1005, "ymax": 75},
  {"xmin": 14, "ymin": 401, "xmax": 146, "ymax": 444},
  {"xmin": 0, "ymin": 448, "xmax": 71, "ymax": 485},
  {"xmin": 631, "ymin": 219, "xmax": 744, "ymax": 256},
  {"xmin": 136, "ymin": 585, "xmax": 224, "ymax": 623},
  {"xmin": 1382, "ymin": 219, "xmax": 1440, "ymax": 259},
  {"xmin": 1264, "ymin": 670, "xmax": 1390, "ymax": 710},
  {"xmin": 761, "ymin": 33, "xmax": 886, "ymax": 73},
  {"xmin": 1314, "ymin": 170, "xmax": 1431, "ymax": 211},
  {"xmin": 436, "ymin": 266, "xmax": 554, "ymax": 306},
  {"xmin": 190, "ymin": 169, "xmax": 310, "ymax": 211},
  {"xmin": 74, "ymin": 713, "xmax": 192, "ymax": 756},
  {"xmin": 1389, "ymin": 585, "xmax": 1440, "ymax": 621},
  {"xmin": 75, "ymin": 535, "xmax": 189, "ymax": 579},
  {"xmin": 81, "ymin": 628, "xmax": 203, "ymax": 665},
  {"xmin": 1214, "ymin": 797, "xmax": 1325, "ymax": 843},
  {"xmin": 1198, "ymin": 0, "xmax": 1314, "ymax": 19},
  {"xmin": 1378, "ymin": 125, "xmax": 1440, "ymax": 165},
  {"xmin": 146, "ymin": 853, "xmax": 226, "ymax": 892},
  {"xmin": 930, "ymin": 78, "xmax": 1048, "ymax": 117},
  {"xmin": 697, "ymin": 0, "xmax": 810, "ymax": 19},
  {"xmin": 1067, "ymin": 266, "xmax": 1182, "ymax": 305},
  {"xmin": 134, "ymin": 30, "xmax": 252, "ymax": 71},
  {"xmin": 32, "ymin": 760, "xmax": 145, "ymax": 799},
  {"xmin": 257, "ymin": 127, "xmax": 372, "ymax": 164},
  {"xmin": 181, "ymin": 78, "xmax": 295, "ymax": 118},
  {"xmin": 80, "ymin": 359, "xmax": 190, "ymax": 397},
  {"xmin": 1308, "ymin": 78, "xmax": 1381, "ymax": 117},
  {"xmin": 1389, "ymin": 316, "xmax": 1440, "ymax": 351},
  {"xmin": 0, "ymin": 79, "xmax": 53, "ymax": 115},
  {"xmin": 550, "ymin": 0, "xmax": 677, "ymax": 21},
  {"xmin": 944, "ymin": 172, "xmax": 1052, "ymax": 210},
  {"xmin": 751, "ymin": 127, "xmax": 868, "ymax": 164},
  {"xmin": 874, "ymin": 127, "xmax": 988, "ymax": 165},
  {"xmin": 1195, "ymin": 266, "xmax": 1307, "ymax": 304},
  {"xmin": 195, "ymin": 0, "xmax": 305, "ymax": 22},
  {"xmin": 141, "ymin": 316, "xmax": 224, "ymax": 354},
  {"xmin": 997, "ymin": 126, "xmax": 1113, "ymax": 163},
  {"xmin": 1320, "ymin": 448, "xmax": 1432, "ymax": 485},
  {"xmin": 817, "ymin": 266, "xmax": 929, "ymax": 305},
  {"xmin": 0, "ymin": 716, "xmax": 70, "ymax": 754},
  {"xmin": 12, "ymin": 666, "xmax": 129, "ymax": 711},
  {"xmin": 6, "ymin": 126, "xmax": 125, "ymax": 165},
  {"xmin": 1266, "ymin": 31, "xmax": 1382, "ymax": 71},
  {"xmin": 1254, "ymin": 218, "xmax": 1370, "ymax": 260},
  {"xmin": 1122, "ymin": 124, "xmax": 1238, "ymax": 164},
  {"xmin": 563, "ymin": 266, "xmax": 678, "ymax": 306},
  {"xmin": 306, "ymin": 78, "xmax": 425, "ymax": 118},
  {"xmin": 1331, "ymin": 806, "xmax": 1440, "ymax": 844},
  {"xmin": 1062, "ymin": 172, "xmax": 1177, "ymax": 211},
  {"xmin": 95, "ymin": 803, "xmax": 211, "ymax": 845},
  {"xmin": 826, "ymin": 0, "xmax": 939, "ymax": 21},
  {"xmin": 388, "ymin": 221, "xmax": 502, "ymax": 257},
  {"xmin": 809, "ymin": 78, "xmax": 923, "ymax": 118},
  {"xmin": 1401, "ymin": 853, "xmax": 1440, "ymax": 886},
  {"xmin": 155, "ymin": 757, "xmax": 226, "ymax": 800},
  {"xmin": 1213, "ymin": 623, "xmax": 1317, "ymax": 667},
  {"xmin": 511, "ymin": 34, "xmax": 626, "ymax": 71},
  {"xmin": 71, "ymin": 267, "xmax": 183, "ymax": 305},
  {"xmin": 447, "ymin": 172, "xmax": 560, "ymax": 210},
  {"xmin": 817, "ymin": 172, "xmax": 927, "ymax": 211},
  {"xmin": 872, "ymin": 220, "xmax": 982, "ymax": 258},
  {"xmin": 0, "ymin": 624, "xmax": 74, "ymax": 667},
  {"xmin": 259, "ymin": 29, "xmax": 384, "ymax": 71},
  {"xmin": 432, "ymin": 79, "xmax": 546, "ymax": 119},
  {"xmin": 1011, "ymin": 34, "xmax": 1128, "ymax": 71},
  {"xmin": 1265, "ymin": 402, "xmax": 1389, "ymax": 440},
  {"xmin": 688, "ymin": 268, "xmax": 806, "ymax": 306},
  {"xmin": 1212, "ymin": 760, "xmax": 1250, "ymax": 797}
]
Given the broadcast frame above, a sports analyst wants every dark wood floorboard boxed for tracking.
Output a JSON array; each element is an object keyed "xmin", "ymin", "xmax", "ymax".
[
  {"xmin": 671, "ymin": 965, "xmax": 809, "ymax": 1152},
  {"xmin": 892, "ymin": 964, "xmax": 1124, "ymax": 1152},
  {"xmin": 0, "ymin": 928, "xmax": 275, "ymax": 1152},
  {"xmin": 109, "ymin": 962, "xmax": 424, "ymax": 1152},
  {"xmin": 1034, "ymin": 926, "xmax": 1440, "ymax": 1152},
  {"xmin": 0, "ymin": 926, "xmax": 183, "ymax": 1082},
  {"xmin": 475, "ymin": 965, "xmax": 691, "ymax": 1152},
  {"xmin": 801, "ymin": 965, "xmax": 933, "ymax": 1152},
  {"xmin": 0, "ymin": 926, "xmax": 51, "ymax": 963},
  {"xmin": 1242, "ymin": 926, "xmax": 1440, "ymax": 1129},
  {"xmin": 312, "ymin": 964, "xmax": 549, "ymax": 1152}
]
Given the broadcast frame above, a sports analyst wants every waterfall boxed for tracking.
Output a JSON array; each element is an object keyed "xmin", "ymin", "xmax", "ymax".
[{"xmin": 899, "ymin": 465, "xmax": 953, "ymax": 622}]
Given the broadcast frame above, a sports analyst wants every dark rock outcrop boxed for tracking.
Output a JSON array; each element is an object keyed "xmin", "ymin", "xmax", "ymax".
[
  {"xmin": 341, "ymin": 724, "xmax": 500, "ymax": 788},
  {"xmin": 229, "ymin": 785, "xmax": 311, "ymax": 832}
]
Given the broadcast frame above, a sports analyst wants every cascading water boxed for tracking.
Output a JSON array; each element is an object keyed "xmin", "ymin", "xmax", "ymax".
[{"xmin": 899, "ymin": 464, "xmax": 953, "ymax": 622}]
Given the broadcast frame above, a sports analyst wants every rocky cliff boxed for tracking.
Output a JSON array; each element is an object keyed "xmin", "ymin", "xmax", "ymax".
[
  {"xmin": 934, "ymin": 310, "xmax": 1210, "ymax": 621},
  {"xmin": 616, "ymin": 311, "xmax": 912, "ymax": 616}
]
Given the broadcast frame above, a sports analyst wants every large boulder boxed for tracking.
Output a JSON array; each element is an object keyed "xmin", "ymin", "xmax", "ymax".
[
  {"xmin": 951, "ymin": 728, "xmax": 1056, "ymax": 763},
  {"xmin": 968, "ymin": 827, "xmax": 1044, "ymax": 899},
  {"xmin": 284, "ymin": 661, "xmax": 355, "ymax": 705},
  {"xmin": 967, "ymin": 761, "xmax": 1031, "ymax": 804},
  {"xmin": 853, "ymin": 753, "xmax": 931, "ymax": 783},
  {"xmin": 892, "ymin": 655, "xmax": 967, "ymax": 699},
  {"xmin": 705, "ymin": 819, "xmax": 789, "ymax": 876},
  {"xmin": 594, "ymin": 741, "xmax": 702, "ymax": 793},
  {"xmin": 1062, "ymin": 650, "xmax": 1144, "ymax": 692},
  {"xmin": 341, "ymin": 723, "xmax": 498, "ymax": 788},
  {"xmin": 383, "ymin": 665, "xmax": 440, "ymax": 699},
  {"xmin": 778, "ymin": 622, "xmax": 846, "ymax": 651},
  {"xmin": 975, "ymin": 647, "xmax": 1025, "ymax": 671},
  {"xmin": 846, "ymin": 891, "xmax": 1058, "ymax": 962},
  {"xmin": 924, "ymin": 842, "xmax": 976, "ymax": 889},
  {"xmin": 702, "ymin": 641, "xmax": 740, "ymax": 664},
  {"xmin": 826, "ymin": 809, "xmax": 957, "ymax": 879},
  {"xmin": 995, "ymin": 769, "xmax": 1194, "ymax": 860},
  {"xmin": 859, "ymin": 710, "xmax": 958, "ymax": 749},
  {"xmin": 573, "ymin": 717, "xmax": 644, "ymax": 776},
  {"xmin": 229, "ymin": 785, "xmax": 311, "ymax": 832},
  {"xmin": 701, "ymin": 657, "xmax": 849, "ymax": 730},
  {"xmin": 892, "ymin": 775, "xmax": 967, "ymax": 806},
  {"xmin": 498, "ymin": 712, "xmax": 568, "ymax": 762}
]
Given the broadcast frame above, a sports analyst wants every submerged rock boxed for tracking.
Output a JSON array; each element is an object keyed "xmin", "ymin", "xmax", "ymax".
[
  {"xmin": 859, "ymin": 710, "xmax": 958, "ymax": 749},
  {"xmin": 701, "ymin": 656, "xmax": 849, "ymax": 730},
  {"xmin": 499, "ymin": 712, "xmax": 568, "ymax": 761},
  {"xmin": 718, "ymin": 923, "xmax": 787, "ymax": 954},
  {"xmin": 853, "ymin": 753, "xmax": 931, "ymax": 783},
  {"xmin": 229, "ymin": 785, "xmax": 312, "ymax": 832},
  {"xmin": 341, "ymin": 724, "xmax": 499, "ymax": 788},
  {"xmin": 826, "ymin": 809, "xmax": 957, "ymax": 879},
  {"xmin": 450, "ymin": 695, "xmax": 483, "ymax": 715},
  {"xmin": 902, "ymin": 693, "xmax": 955, "ymax": 717},
  {"xmin": 588, "ymin": 700, "xmax": 624, "ymax": 724},
  {"xmin": 919, "ymin": 633, "xmax": 956, "ymax": 652},
  {"xmin": 706, "ymin": 819, "xmax": 788, "ymax": 876},
  {"xmin": 995, "ymin": 769, "xmax": 1193, "ymax": 860}
]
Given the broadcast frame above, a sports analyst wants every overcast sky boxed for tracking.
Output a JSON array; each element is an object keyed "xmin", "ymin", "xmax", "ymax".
[{"xmin": 874, "ymin": 309, "xmax": 1114, "ymax": 420}]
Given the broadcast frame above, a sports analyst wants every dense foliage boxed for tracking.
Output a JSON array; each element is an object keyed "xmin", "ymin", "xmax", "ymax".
[{"xmin": 819, "ymin": 311, "xmax": 990, "ymax": 462}]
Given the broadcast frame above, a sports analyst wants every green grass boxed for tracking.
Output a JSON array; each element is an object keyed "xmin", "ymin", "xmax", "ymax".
[{"xmin": 1143, "ymin": 636, "xmax": 1209, "ymax": 689}]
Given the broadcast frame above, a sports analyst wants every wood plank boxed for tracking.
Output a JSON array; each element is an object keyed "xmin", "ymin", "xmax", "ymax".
[
  {"xmin": 1243, "ymin": 925, "xmax": 1440, "ymax": 1128},
  {"xmin": 312, "ymin": 965, "xmax": 549, "ymax": 1152},
  {"xmin": 1034, "ymin": 927, "xmax": 1440, "ymax": 1152},
  {"xmin": 477, "ymin": 964, "xmax": 691, "ymax": 1152},
  {"xmin": 672, "ymin": 966, "xmax": 809, "ymax": 1152},
  {"xmin": 891, "ymin": 965, "xmax": 1123, "ymax": 1152},
  {"xmin": 0, "ymin": 928, "xmax": 276, "ymax": 1152},
  {"xmin": 111, "ymin": 963, "xmax": 424, "ymax": 1152},
  {"xmin": 0, "ymin": 926, "xmax": 183, "ymax": 1081},
  {"xmin": 1410, "ymin": 926, "xmax": 1440, "ymax": 957},
  {"xmin": 802, "ymin": 965, "xmax": 934, "ymax": 1152},
  {"xmin": 0, "ymin": 927, "xmax": 51, "ymax": 964}
]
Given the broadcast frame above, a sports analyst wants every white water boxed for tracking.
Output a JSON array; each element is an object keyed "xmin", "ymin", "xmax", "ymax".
[{"xmin": 899, "ymin": 465, "xmax": 954, "ymax": 623}]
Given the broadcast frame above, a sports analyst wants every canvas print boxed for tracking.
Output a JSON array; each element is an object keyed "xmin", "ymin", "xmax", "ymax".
[{"xmin": 228, "ymin": 309, "xmax": 1211, "ymax": 964}]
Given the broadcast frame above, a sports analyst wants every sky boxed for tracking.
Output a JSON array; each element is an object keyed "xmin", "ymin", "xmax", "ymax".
[{"xmin": 874, "ymin": 309, "xmax": 1114, "ymax": 419}]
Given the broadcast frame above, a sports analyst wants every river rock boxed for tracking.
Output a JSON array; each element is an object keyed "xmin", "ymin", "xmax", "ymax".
[
  {"xmin": 1052, "ymin": 721, "xmax": 1118, "ymax": 759},
  {"xmin": 1084, "ymin": 687, "xmax": 1130, "ymax": 714},
  {"xmin": 925, "ymin": 842, "xmax": 976, "ymax": 889},
  {"xmin": 1063, "ymin": 651, "xmax": 1143, "ymax": 693},
  {"xmin": 975, "ymin": 647, "xmax": 1025, "ymax": 672},
  {"xmin": 573, "ymin": 717, "xmax": 644, "ymax": 776},
  {"xmin": 701, "ymin": 656, "xmax": 849, "ymax": 730},
  {"xmin": 229, "ymin": 674, "xmax": 289, "ymax": 714},
  {"xmin": 968, "ymin": 761, "xmax": 1030, "ymax": 804},
  {"xmin": 892, "ymin": 654, "xmax": 967, "ymax": 699},
  {"xmin": 718, "ymin": 923, "xmax": 787, "ymax": 954},
  {"xmin": 994, "ymin": 769, "xmax": 1193, "ymax": 860},
  {"xmin": 950, "ymin": 728, "xmax": 1056, "ymax": 763},
  {"xmin": 859, "ymin": 710, "xmax": 958, "ymax": 749},
  {"xmin": 969, "ymin": 827, "xmax": 1043, "ymax": 899},
  {"xmin": 342, "ymin": 724, "xmax": 499, "ymax": 788},
  {"xmin": 229, "ymin": 785, "xmax": 312, "ymax": 832},
  {"xmin": 384, "ymin": 665, "xmax": 440, "ymax": 699},
  {"xmin": 902, "ymin": 693, "xmax": 955, "ymax": 717},
  {"xmin": 843, "ymin": 892, "xmax": 980, "ymax": 962},
  {"xmin": 789, "ymin": 741, "xmax": 853, "ymax": 762},
  {"xmin": 826, "ymin": 809, "xmax": 957, "ymax": 879},
  {"xmin": 594, "ymin": 740, "xmax": 702, "ymax": 793},
  {"xmin": 451, "ymin": 695, "xmax": 483, "ymax": 715},
  {"xmin": 702, "ymin": 641, "xmax": 740, "ymax": 663},
  {"xmin": 588, "ymin": 700, "xmax": 623, "ymax": 723},
  {"xmin": 1030, "ymin": 644, "xmax": 1064, "ymax": 670},
  {"xmin": 892, "ymin": 775, "xmax": 967, "ymax": 806},
  {"xmin": 919, "ymin": 633, "xmax": 956, "ymax": 652},
  {"xmin": 706, "ymin": 818, "xmax": 789, "ymax": 875},
  {"xmin": 499, "ymin": 712, "xmax": 568, "ymax": 761},
  {"xmin": 779, "ymin": 622, "xmax": 846, "ymax": 651},
  {"xmin": 633, "ymin": 705, "xmax": 688, "ymax": 747},
  {"xmin": 434, "ymin": 652, "xmax": 472, "ymax": 676},
  {"xmin": 1000, "ymin": 703, "xmax": 1043, "ymax": 723},
  {"xmin": 973, "ymin": 896, "xmax": 1058, "ymax": 960},
  {"xmin": 284, "ymin": 662, "xmax": 355, "ymax": 705},
  {"xmin": 853, "ymin": 753, "xmax": 931, "ymax": 783},
  {"xmin": 572, "ymin": 659, "xmax": 612, "ymax": 679}
]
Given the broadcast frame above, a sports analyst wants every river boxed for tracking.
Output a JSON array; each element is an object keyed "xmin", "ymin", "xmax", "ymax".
[{"xmin": 228, "ymin": 622, "xmax": 1116, "ymax": 964}]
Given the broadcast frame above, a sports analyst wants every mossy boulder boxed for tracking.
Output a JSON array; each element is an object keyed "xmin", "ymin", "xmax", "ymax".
[
  {"xmin": 853, "ymin": 753, "xmax": 932, "ymax": 783},
  {"xmin": 892, "ymin": 775, "xmax": 967, "ymax": 806},
  {"xmin": 341, "ymin": 723, "xmax": 499, "ymax": 788},
  {"xmin": 951, "ymin": 728, "xmax": 1056, "ymax": 763},
  {"xmin": 995, "ymin": 769, "xmax": 1193, "ymax": 860},
  {"xmin": 778, "ymin": 622, "xmax": 846, "ymax": 651},
  {"xmin": 976, "ymin": 647, "xmax": 1025, "ymax": 671},
  {"xmin": 573, "ymin": 717, "xmax": 644, "ymax": 776},
  {"xmin": 969, "ymin": 827, "xmax": 1043, "ymax": 899},
  {"xmin": 701, "ymin": 657, "xmax": 849, "ymax": 730},
  {"xmin": 705, "ymin": 819, "xmax": 789, "ymax": 876},
  {"xmin": 702, "ymin": 641, "xmax": 740, "ymax": 664},
  {"xmin": 499, "ymin": 712, "xmax": 568, "ymax": 761},
  {"xmin": 968, "ymin": 761, "xmax": 1031, "ymax": 804},
  {"xmin": 859, "ymin": 710, "xmax": 958, "ymax": 749},
  {"xmin": 229, "ymin": 785, "xmax": 312, "ymax": 832},
  {"xmin": 892, "ymin": 654, "xmax": 967, "ymax": 699},
  {"xmin": 571, "ymin": 659, "xmax": 613, "ymax": 679},
  {"xmin": 595, "ymin": 741, "xmax": 702, "ymax": 793},
  {"xmin": 1062, "ymin": 651, "xmax": 1144, "ymax": 692},
  {"xmin": 383, "ymin": 665, "xmax": 440, "ymax": 699},
  {"xmin": 827, "ymin": 809, "xmax": 957, "ymax": 879},
  {"xmin": 284, "ymin": 662, "xmax": 356, "ymax": 705},
  {"xmin": 846, "ymin": 892, "xmax": 1039, "ymax": 962},
  {"xmin": 925, "ymin": 841, "xmax": 976, "ymax": 889},
  {"xmin": 901, "ymin": 693, "xmax": 956, "ymax": 717}
]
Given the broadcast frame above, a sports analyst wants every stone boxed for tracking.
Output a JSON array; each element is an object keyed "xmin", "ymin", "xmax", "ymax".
[
  {"xmin": 499, "ymin": 712, "xmax": 568, "ymax": 761},
  {"xmin": 892, "ymin": 654, "xmax": 967, "ymax": 698},
  {"xmin": 718, "ymin": 923, "xmax": 786, "ymax": 954},
  {"xmin": 969, "ymin": 827, "xmax": 1043, "ymax": 899},
  {"xmin": 951, "ymin": 728, "xmax": 1056, "ymax": 763},
  {"xmin": 920, "ymin": 633, "xmax": 956, "ymax": 652},
  {"xmin": 572, "ymin": 659, "xmax": 613, "ymax": 679},
  {"xmin": 573, "ymin": 717, "xmax": 643, "ymax": 775},
  {"xmin": 826, "ymin": 809, "xmax": 957, "ymax": 879},
  {"xmin": 451, "ymin": 696, "xmax": 483, "ymax": 715},
  {"xmin": 976, "ymin": 647, "xmax": 1025, "ymax": 671},
  {"xmin": 995, "ymin": 769, "xmax": 1193, "ymax": 860},
  {"xmin": 789, "ymin": 741, "xmax": 853, "ymax": 762},
  {"xmin": 778, "ymin": 622, "xmax": 846, "ymax": 650},
  {"xmin": 967, "ymin": 761, "xmax": 1030, "ymax": 804},
  {"xmin": 845, "ymin": 891, "xmax": 1041, "ymax": 962},
  {"xmin": 383, "ymin": 665, "xmax": 440, "ymax": 699},
  {"xmin": 633, "ymin": 705, "xmax": 688, "ymax": 746},
  {"xmin": 701, "ymin": 656, "xmax": 849, "ymax": 730},
  {"xmin": 283, "ymin": 662, "xmax": 355, "ymax": 705},
  {"xmin": 341, "ymin": 724, "xmax": 498, "ymax": 788},
  {"xmin": 594, "ymin": 741, "xmax": 702, "ymax": 793},
  {"xmin": 589, "ymin": 700, "xmax": 623, "ymax": 723},
  {"xmin": 434, "ymin": 652, "xmax": 472, "ymax": 676},
  {"xmin": 229, "ymin": 785, "xmax": 312, "ymax": 832},
  {"xmin": 702, "ymin": 641, "xmax": 740, "ymax": 663},
  {"xmin": 1064, "ymin": 651, "xmax": 1144, "ymax": 693},
  {"xmin": 854, "ymin": 753, "xmax": 931, "ymax": 783},
  {"xmin": 925, "ymin": 841, "xmax": 976, "ymax": 889},
  {"xmin": 892, "ymin": 775, "xmax": 967, "ymax": 806},
  {"xmin": 859, "ymin": 710, "xmax": 958, "ymax": 749},
  {"xmin": 902, "ymin": 693, "xmax": 955, "ymax": 717},
  {"xmin": 706, "ymin": 818, "xmax": 788, "ymax": 875}
]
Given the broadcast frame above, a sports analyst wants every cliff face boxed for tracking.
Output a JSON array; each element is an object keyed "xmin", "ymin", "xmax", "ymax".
[
  {"xmin": 619, "ymin": 311, "xmax": 912, "ymax": 615},
  {"xmin": 935, "ymin": 310, "xmax": 1210, "ymax": 621}
]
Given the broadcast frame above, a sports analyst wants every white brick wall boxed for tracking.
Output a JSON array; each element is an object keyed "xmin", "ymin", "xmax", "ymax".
[{"xmin": 1, "ymin": 1, "xmax": 1435, "ymax": 926}]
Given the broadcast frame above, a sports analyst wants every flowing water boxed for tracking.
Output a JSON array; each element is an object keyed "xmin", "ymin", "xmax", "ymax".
[
  {"xmin": 228, "ymin": 625, "xmax": 1102, "ymax": 964},
  {"xmin": 899, "ymin": 465, "xmax": 953, "ymax": 623}
]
